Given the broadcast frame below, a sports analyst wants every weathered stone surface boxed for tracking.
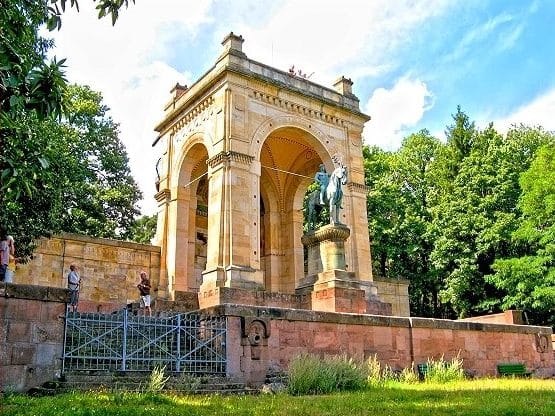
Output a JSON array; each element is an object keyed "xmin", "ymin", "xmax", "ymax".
[
  {"xmin": 12, "ymin": 234, "xmax": 161, "ymax": 312},
  {"xmin": 1, "ymin": 293, "xmax": 66, "ymax": 392},
  {"xmin": 215, "ymin": 304, "xmax": 554, "ymax": 383},
  {"xmin": 152, "ymin": 32, "xmax": 403, "ymax": 315}
]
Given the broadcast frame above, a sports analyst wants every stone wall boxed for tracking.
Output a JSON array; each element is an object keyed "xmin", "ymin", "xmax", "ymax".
[
  {"xmin": 459, "ymin": 310, "xmax": 524, "ymax": 325},
  {"xmin": 0, "ymin": 284, "xmax": 68, "ymax": 392},
  {"xmin": 373, "ymin": 277, "xmax": 410, "ymax": 316},
  {"xmin": 214, "ymin": 304, "xmax": 554, "ymax": 385},
  {"xmin": 14, "ymin": 233, "xmax": 161, "ymax": 312}
]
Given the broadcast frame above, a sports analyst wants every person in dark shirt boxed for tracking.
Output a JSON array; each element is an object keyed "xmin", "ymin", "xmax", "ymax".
[{"xmin": 137, "ymin": 271, "xmax": 152, "ymax": 316}]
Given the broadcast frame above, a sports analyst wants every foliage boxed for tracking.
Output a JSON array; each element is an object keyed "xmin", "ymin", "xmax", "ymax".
[
  {"xmin": 57, "ymin": 84, "xmax": 141, "ymax": 239},
  {"xmin": 490, "ymin": 143, "xmax": 555, "ymax": 327},
  {"xmin": 124, "ymin": 214, "xmax": 157, "ymax": 244},
  {"xmin": 365, "ymin": 354, "xmax": 399, "ymax": 386},
  {"xmin": 431, "ymin": 124, "xmax": 553, "ymax": 318},
  {"xmin": 287, "ymin": 353, "xmax": 368, "ymax": 395},
  {"xmin": 1, "ymin": 1, "xmax": 137, "ymax": 258},
  {"xmin": 365, "ymin": 131, "xmax": 445, "ymax": 317},
  {"xmin": 146, "ymin": 365, "xmax": 169, "ymax": 393},
  {"xmin": 365, "ymin": 104, "xmax": 555, "ymax": 324},
  {"xmin": 3, "ymin": 379, "xmax": 555, "ymax": 415},
  {"xmin": 2, "ymin": 84, "xmax": 141, "ymax": 258},
  {"xmin": 423, "ymin": 355, "xmax": 465, "ymax": 383}
]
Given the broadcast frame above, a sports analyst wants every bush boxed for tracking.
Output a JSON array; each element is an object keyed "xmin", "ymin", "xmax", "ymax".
[
  {"xmin": 424, "ymin": 355, "xmax": 465, "ymax": 383},
  {"xmin": 147, "ymin": 365, "xmax": 170, "ymax": 392},
  {"xmin": 287, "ymin": 353, "xmax": 367, "ymax": 395},
  {"xmin": 366, "ymin": 354, "xmax": 405, "ymax": 385},
  {"xmin": 398, "ymin": 365, "xmax": 419, "ymax": 384}
]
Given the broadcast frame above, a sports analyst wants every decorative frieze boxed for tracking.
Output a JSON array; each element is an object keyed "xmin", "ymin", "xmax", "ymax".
[
  {"xmin": 251, "ymin": 90, "xmax": 344, "ymax": 126},
  {"xmin": 172, "ymin": 96, "xmax": 215, "ymax": 143}
]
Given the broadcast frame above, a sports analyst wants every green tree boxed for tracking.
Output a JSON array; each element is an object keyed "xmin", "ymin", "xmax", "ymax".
[
  {"xmin": 4, "ymin": 85, "xmax": 141, "ymax": 258},
  {"xmin": 365, "ymin": 131, "xmax": 445, "ymax": 316},
  {"xmin": 124, "ymin": 214, "xmax": 157, "ymax": 244},
  {"xmin": 1, "ymin": 0, "xmax": 135, "ymax": 257},
  {"xmin": 59, "ymin": 85, "xmax": 142, "ymax": 237},
  {"xmin": 490, "ymin": 143, "xmax": 555, "ymax": 327},
  {"xmin": 364, "ymin": 145, "xmax": 399, "ymax": 277},
  {"xmin": 431, "ymin": 124, "xmax": 553, "ymax": 317}
]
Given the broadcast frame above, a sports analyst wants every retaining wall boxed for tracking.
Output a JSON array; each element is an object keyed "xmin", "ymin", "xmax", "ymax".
[
  {"xmin": 13, "ymin": 233, "xmax": 161, "ymax": 312},
  {"xmin": 0, "ymin": 284, "xmax": 68, "ymax": 392},
  {"xmin": 214, "ymin": 304, "xmax": 554, "ymax": 385}
]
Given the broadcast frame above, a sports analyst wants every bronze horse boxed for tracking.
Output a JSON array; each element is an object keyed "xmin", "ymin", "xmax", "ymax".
[{"xmin": 307, "ymin": 164, "xmax": 348, "ymax": 230}]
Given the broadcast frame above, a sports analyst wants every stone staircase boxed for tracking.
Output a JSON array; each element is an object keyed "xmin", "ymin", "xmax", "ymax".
[{"xmin": 29, "ymin": 372, "xmax": 250, "ymax": 395}]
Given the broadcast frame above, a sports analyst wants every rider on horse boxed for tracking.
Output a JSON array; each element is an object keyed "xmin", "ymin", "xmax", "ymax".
[
  {"xmin": 307, "ymin": 161, "xmax": 348, "ymax": 230},
  {"xmin": 314, "ymin": 164, "xmax": 329, "ymax": 205}
]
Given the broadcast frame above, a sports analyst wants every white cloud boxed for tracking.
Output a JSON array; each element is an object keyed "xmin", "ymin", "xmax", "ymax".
[
  {"xmin": 47, "ymin": 0, "xmax": 452, "ymax": 214},
  {"xmin": 490, "ymin": 89, "xmax": 555, "ymax": 134},
  {"xmin": 237, "ymin": 0, "xmax": 450, "ymax": 86},
  {"xmin": 362, "ymin": 78, "xmax": 434, "ymax": 150}
]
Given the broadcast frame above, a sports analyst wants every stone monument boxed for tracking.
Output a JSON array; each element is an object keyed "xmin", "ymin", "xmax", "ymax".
[
  {"xmin": 151, "ymin": 32, "xmax": 407, "ymax": 315},
  {"xmin": 299, "ymin": 163, "xmax": 391, "ymax": 314}
]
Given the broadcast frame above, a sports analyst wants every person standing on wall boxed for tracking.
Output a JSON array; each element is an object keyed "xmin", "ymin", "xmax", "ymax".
[
  {"xmin": 5, "ymin": 234, "xmax": 16, "ymax": 283},
  {"xmin": 137, "ymin": 271, "xmax": 152, "ymax": 317},
  {"xmin": 0, "ymin": 226, "xmax": 10, "ymax": 282},
  {"xmin": 67, "ymin": 264, "xmax": 81, "ymax": 312}
]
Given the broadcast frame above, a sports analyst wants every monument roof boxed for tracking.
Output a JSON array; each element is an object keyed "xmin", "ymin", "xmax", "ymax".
[{"xmin": 154, "ymin": 32, "xmax": 370, "ymax": 138}]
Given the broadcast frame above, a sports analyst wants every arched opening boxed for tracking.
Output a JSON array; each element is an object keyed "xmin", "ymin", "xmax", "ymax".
[
  {"xmin": 258, "ymin": 126, "xmax": 330, "ymax": 293},
  {"xmin": 173, "ymin": 141, "xmax": 209, "ymax": 292}
]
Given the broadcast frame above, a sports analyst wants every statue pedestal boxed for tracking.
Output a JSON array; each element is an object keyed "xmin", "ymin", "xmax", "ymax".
[{"xmin": 298, "ymin": 224, "xmax": 391, "ymax": 315}]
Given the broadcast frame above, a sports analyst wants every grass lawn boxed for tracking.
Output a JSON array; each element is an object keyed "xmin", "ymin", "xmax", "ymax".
[{"xmin": 2, "ymin": 378, "xmax": 554, "ymax": 416}]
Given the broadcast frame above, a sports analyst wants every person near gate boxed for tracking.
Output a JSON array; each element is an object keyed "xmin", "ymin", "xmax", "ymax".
[
  {"xmin": 67, "ymin": 264, "xmax": 81, "ymax": 312},
  {"xmin": 137, "ymin": 271, "xmax": 152, "ymax": 317}
]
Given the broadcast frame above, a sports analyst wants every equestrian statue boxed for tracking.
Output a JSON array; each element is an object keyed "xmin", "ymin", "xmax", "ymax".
[{"xmin": 307, "ymin": 162, "xmax": 348, "ymax": 230}]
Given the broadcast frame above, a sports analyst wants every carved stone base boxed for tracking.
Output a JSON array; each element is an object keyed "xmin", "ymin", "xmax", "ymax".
[
  {"xmin": 197, "ymin": 286, "xmax": 309, "ymax": 310},
  {"xmin": 302, "ymin": 269, "xmax": 390, "ymax": 315},
  {"xmin": 301, "ymin": 224, "xmax": 350, "ymax": 275}
]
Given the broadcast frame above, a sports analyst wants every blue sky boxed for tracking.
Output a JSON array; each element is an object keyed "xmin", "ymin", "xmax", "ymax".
[{"xmin": 49, "ymin": 0, "xmax": 555, "ymax": 214}]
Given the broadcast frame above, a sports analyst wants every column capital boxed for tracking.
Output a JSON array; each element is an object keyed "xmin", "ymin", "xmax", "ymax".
[
  {"xmin": 207, "ymin": 151, "xmax": 254, "ymax": 168},
  {"xmin": 347, "ymin": 182, "xmax": 370, "ymax": 194},
  {"xmin": 155, "ymin": 188, "xmax": 171, "ymax": 204}
]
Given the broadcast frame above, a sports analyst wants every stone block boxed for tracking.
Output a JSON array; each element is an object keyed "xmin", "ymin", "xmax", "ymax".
[
  {"xmin": 7, "ymin": 322, "xmax": 32, "ymax": 343},
  {"xmin": 11, "ymin": 345, "xmax": 35, "ymax": 365},
  {"xmin": 0, "ymin": 365, "xmax": 26, "ymax": 392},
  {"xmin": 35, "ymin": 343, "xmax": 61, "ymax": 366}
]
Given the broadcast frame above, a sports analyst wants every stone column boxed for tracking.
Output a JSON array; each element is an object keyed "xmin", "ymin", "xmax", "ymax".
[
  {"xmin": 199, "ymin": 151, "xmax": 264, "ymax": 308},
  {"xmin": 153, "ymin": 188, "xmax": 172, "ymax": 300}
]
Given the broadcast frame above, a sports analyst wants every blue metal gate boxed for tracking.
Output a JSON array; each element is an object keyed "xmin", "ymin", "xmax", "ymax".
[{"xmin": 62, "ymin": 309, "xmax": 227, "ymax": 374}]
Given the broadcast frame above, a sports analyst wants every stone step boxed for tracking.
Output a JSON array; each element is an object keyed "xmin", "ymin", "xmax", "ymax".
[{"xmin": 56, "ymin": 372, "xmax": 247, "ymax": 394}]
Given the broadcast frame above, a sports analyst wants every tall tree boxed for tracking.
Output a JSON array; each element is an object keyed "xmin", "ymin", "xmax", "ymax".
[
  {"xmin": 490, "ymin": 142, "xmax": 555, "ymax": 327},
  {"xmin": 365, "ymin": 131, "xmax": 444, "ymax": 316},
  {"xmin": 431, "ymin": 124, "xmax": 553, "ymax": 317},
  {"xmin": 5, "ymin": 85, "xmax": 141, "ymax": 258},
  {"xmin": 1, "ymin": 0, "xmax": 136, "ymax": 257},
  {"xmin": 58, "ymin": 84, "xmax": 141, "ymax": 238}
]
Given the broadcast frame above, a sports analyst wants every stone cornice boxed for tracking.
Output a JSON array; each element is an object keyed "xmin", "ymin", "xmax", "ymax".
[{"xmin": 207, "ymin": 151, "xmax": 254, "ymax": 168}]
